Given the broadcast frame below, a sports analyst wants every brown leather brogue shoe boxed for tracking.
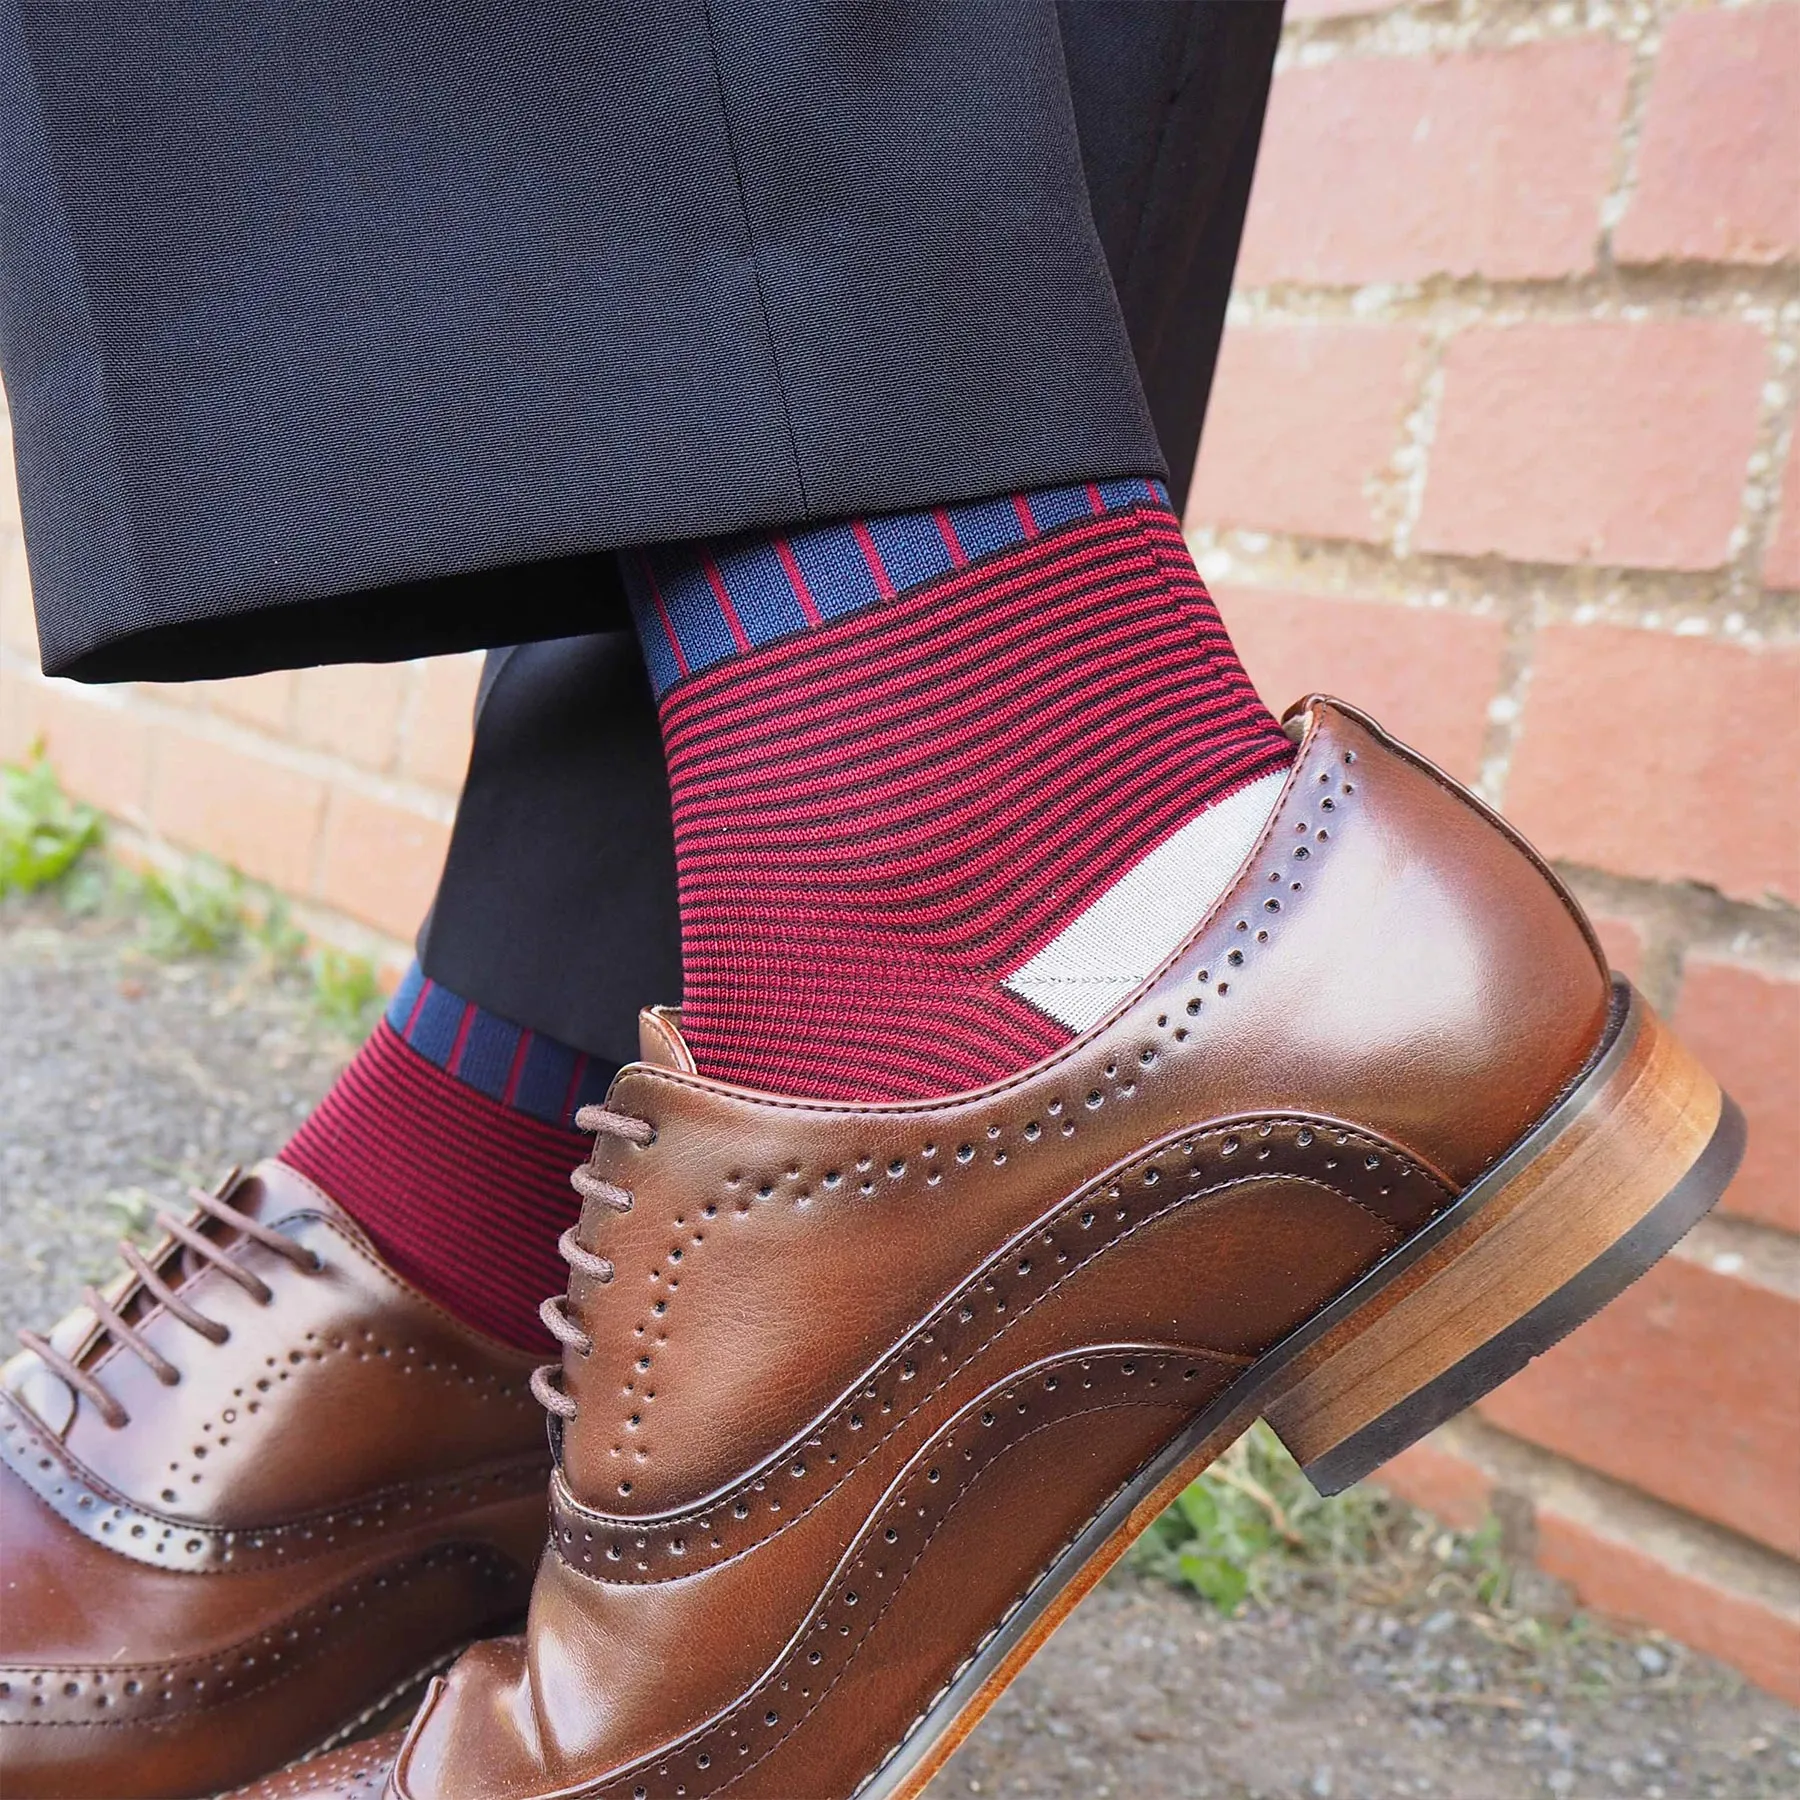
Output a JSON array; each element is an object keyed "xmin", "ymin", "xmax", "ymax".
[
  {"xmin": 0, "ymin": 1160, "xmax": 551, "ymax": 1799},
  {"xmin": 245, "ymin": 697, "xmax": 1743, "ymax": 1800}
]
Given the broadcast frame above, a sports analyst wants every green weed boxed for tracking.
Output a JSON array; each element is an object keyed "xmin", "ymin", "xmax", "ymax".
[
  {"xmin": 311, "ymin": 945, "xmax": 383, "ymax": 1037},
  {"xmin": 1131, "ymin": 1421, "xmax": 1395, "ymax": 1615},
  {"xmin": 248, "ymin": 893, "xmax": 309, "ymax": 975},
  {"xmin": 0, "ymin": 748, "xmax": 103, "ymax": 896},
  {"xmin": 2, "ymin": 749, "xmax": 393, "ymax": 1039},
  {"xmin": 134, "ymin": 857, "xmax": 247, "ymax": 958}
]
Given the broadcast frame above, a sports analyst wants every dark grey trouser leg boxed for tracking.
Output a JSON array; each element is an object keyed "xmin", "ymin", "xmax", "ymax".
[
  {"xmin": 416, "ymin": 4, "xmax": 1283, "ymax": 1059},
  {"xmin": 416, "ymin": 635, "xmax": 679, "ymax": 1066}
]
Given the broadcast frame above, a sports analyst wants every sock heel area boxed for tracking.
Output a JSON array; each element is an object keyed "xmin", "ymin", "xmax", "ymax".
[{"xmin": 1263, "ymin": 983, "xmax": 1745, "ymax": 1495}]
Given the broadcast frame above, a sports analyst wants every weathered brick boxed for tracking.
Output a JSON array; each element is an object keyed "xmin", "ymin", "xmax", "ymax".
[
  {"xmin": 30, "ymin": 684, "xmax": 152, "ymax": 822},
  {"xmin": 199, "ymin": 671, "xmax": 296, "ymax": 735},
  {"xmin": 1588, "ymin": 914, "xmax": 1648, "ymax": 984},
  {"xmin": 149, "ymin": 725, "xmax": 326, "ymax": 892},
  {"xmin": 133, "ymin": 681, "xmax": 201, "ymax": 711},
  {"xmin": 0, "ymin": 531, "xmax": 37, "ymax": 659},
  {"xmin": 1214, "ymin": 589, "xmax": 1504, "ymax": 782},
  {"xmin": 294, "ymin": 663, "xmax": 407, "ymax": 771},
  {"xmin": 314, "ymin": 787, "xmax": 450, "ymax": 940},
  {"xmin": 1766, "ymin": 427, "xmax": 1800, "ymax": 591},
  {"xmin": 1188, "ymin": 324, "xmax": 1424, "ymax": 544},
  {"xmin": 1674, "ymin": 957, "xmax": 1800, "ymax": 1234},
  {"xmin": 0, "ymin": 402, "xmax": 17, "ymax": 535},
  {"xmin": 1504, "ymin": 625, "xmax": 1800, "ymax": 904},
  {"xmin": 1615, "ymin": 4, "xmax": 1800, "ymax": 267},
  {"xmin": 1286, "ymin": 0, "xmax": 1404, "ymax": 16},
  {"xmin": 400, "ymin": 654, "xmax": 481, "ymax": 791},
  {"xmin": 1480, "ymin": 1251, "xmax": 1800, "ymax": 1561},
  {"xmin": 0, "ymin": 663, "xmax": 40, "ymax": 764},
  {"xmin": 1535, "ymin": 1506, "xmax": 1800, "ymax": 1707},
  {"xmin": 1240, "ymin": 39, "xmax": 1628, "ymax": 287},
  {"xmin": 1419, "ymin": 321, "xmax": 1766, "ymax": 571},
  {"xmin": 1372, "ymin": 1436, "xmax": 1493, "ymax": 1533}
]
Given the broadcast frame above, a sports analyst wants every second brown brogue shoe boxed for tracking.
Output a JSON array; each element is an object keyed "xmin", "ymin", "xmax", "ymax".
[
  {"xmin": 0, "ymin": 1160, "xmax": 551, "ymax": 1799},
  {"xmin": 245, "ymin": 697, "xmax": 1744, "ymax": 1800}
]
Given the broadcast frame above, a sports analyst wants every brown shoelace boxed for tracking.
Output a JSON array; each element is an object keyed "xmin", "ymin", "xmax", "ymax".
[
  {"xmin": 532, "ymin": 1105, "xmax": 655, "ymax": 1421},
  {"xmin": 15, "ymin": 1180, "xmax": 322, "ymax": 1429}
]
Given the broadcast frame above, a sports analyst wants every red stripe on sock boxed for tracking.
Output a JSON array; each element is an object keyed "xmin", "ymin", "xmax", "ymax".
[
  {"xmin": 639, "ymin": 550, "xmax": 691, "ymax": 677},
  {"xmin": 703, "ymin": 554, "xmax": 753, "ymax": 653},
  {"xmin": 851, "ymin": 519, "xmax": 896, "ymax": 600},
  {"xmin": 446, "ymin": 1001, "xmax": 476, "ymax": 1076},
  {"xmin": 501, "ymin": 1028, "xmax": 534, "ymax": 1107},
  {"xmin": 933, "ymin": 508, "xmax": 967, "ymax": 567},
  {"xmin": 403, "ymin": 978, "xmax": 433, "ymax": 1037},
  {"xmin": 774, "ymin": 535, "xmax": 823, "ymax": 626},
  {"xmin": 1012, "ymin": 494, "xmax": 1039, "ymax": 539}
]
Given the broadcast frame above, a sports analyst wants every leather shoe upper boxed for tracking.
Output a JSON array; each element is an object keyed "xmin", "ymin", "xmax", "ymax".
[
  {"xmin": 0, "ymin": 1160, "xmax": 552, "ymax": 1800},
  {"xmin": 238, "ymin": 698, "xmax": 1614, "ymax": 1800}
]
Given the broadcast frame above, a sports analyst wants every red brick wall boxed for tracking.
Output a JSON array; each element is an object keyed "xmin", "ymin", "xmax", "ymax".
[
  {"xmin": 0, "ymin": 494, "xmax": 477, "ymax": 971},
  {"xmin": 1, "ymin": 0, "xmax": 1796, "ymax": 1701},
  {"xmin": 1191, "ymin": 0, "xmax": 1800, "ymax": 1700}
]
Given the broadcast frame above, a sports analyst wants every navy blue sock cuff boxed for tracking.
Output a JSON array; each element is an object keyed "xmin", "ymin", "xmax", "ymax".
[{"xmin": 385, "ymin": 963, "xmax": 620, "ymax": 1127}]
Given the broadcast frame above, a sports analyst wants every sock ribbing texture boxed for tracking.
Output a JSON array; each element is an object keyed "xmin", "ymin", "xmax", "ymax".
[
  {"xmin": 280, "ymin": 966, "xmax": 619, "ymax": 1353},
  {"xmin": 623, "ymin": 486, "xmax": 1295, "ymax": 1102}
]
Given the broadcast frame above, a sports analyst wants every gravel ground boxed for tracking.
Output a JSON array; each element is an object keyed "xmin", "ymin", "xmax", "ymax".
[{"xmin": 3, "ymin": 900, "xmax": 1796, "ymax": 1800}]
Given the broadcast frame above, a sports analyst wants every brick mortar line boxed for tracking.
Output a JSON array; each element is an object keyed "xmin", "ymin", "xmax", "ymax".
[
  {"xmin": 1204, "ymin": 300, "xmax": 1800, "ymax": 613},
  {"xmin": 1475, "ymin": 585, "xmax": 1537, "ymax": 808},
  {"xmin": 0, "ymin": 649, "xmax": 461, "ymax": 824},
  {"xmin": 1226, "ymin": 273, "xmax": 1799, "ymax": 330},
  {"xmin": 1383, "ymin": 320, "xmax": 1447, "ymax": 555},
  {"xmin": 1279, "ymin": 0, "xmax": 1719, "ymax": 71},
  {"xmin": 1557, "ymin": 864, "xmax": 1800, "ymax": 1009},
  {"xmin": 1745, "ymin": 338, "xmax": 1800, "ymax": 577},
  {"xmin": 1181, "ymin": 538, "xmax": 1800, "ymax": 638},
  {"xmin": 1596, "ymin": 0, "xmax": 1665, "ymax": 253},
  {"xmin": 1426, "ymin": 1412, "xmax": 1800, "ymax": 1604},
  {"xmin": 1674, "ymin": 1215, "xmax": 1800, "ymax": 1294}
]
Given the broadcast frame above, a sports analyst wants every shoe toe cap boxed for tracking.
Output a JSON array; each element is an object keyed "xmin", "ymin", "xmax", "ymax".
[{"xmin": 223, "ymin": 1731, "xmax": 404, "ymax": 1799}]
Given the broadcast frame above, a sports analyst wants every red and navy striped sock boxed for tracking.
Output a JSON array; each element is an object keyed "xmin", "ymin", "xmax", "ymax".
[
  {"xmin": 280, "ymin": 965, "xmax": 619, "ymax": 1352},
  {"xmin": 621, "ymin": 483, "xmax": 1296, "ymax": 1102}
]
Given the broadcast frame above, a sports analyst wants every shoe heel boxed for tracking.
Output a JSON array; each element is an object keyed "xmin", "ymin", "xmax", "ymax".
[{"xmin": 1266, "ymin": 983, "xmax": 1745, "ymax": 1496}]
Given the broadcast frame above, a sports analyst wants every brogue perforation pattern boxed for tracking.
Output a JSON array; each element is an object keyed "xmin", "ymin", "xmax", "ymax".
[
  {"xmin": 0, "ymin": 1546, "xmax": 519, "ymax": 1729},
  {"xmin": 583, "ymin": 1349, "xmax": 1198, "ymax": 1800},
  {"xmin": 554, "ymin": 1108, "xmax": 1446, "ymax": 1581},
  {"xmin": 585, "ymin": 755, "xmax": 1366, "ymax": 1485},
  {"xmin": 0, "ymin": 1397, "xmax": 548, "ymax": 1575},
  {"xmin": 153, "ymin": 1323, "xmax": 532, "ymax": 1502},
  {"xmin": 229, "ymin": 1730, "xmax": 405, "ymax": 1798}
]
